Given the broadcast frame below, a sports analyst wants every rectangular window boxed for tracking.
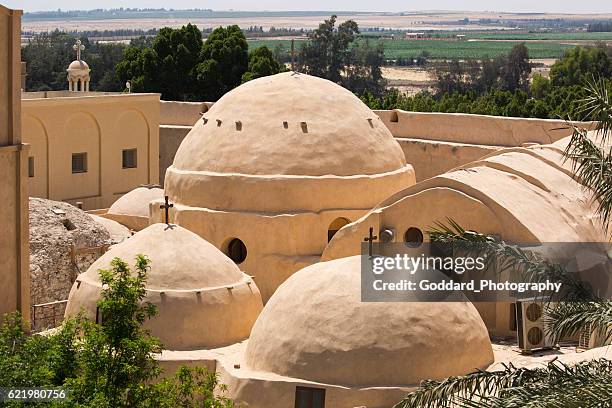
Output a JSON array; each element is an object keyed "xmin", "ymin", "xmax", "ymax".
[
  {"xmin": 72, "ymin": 152, "xmax": 87, "ymax": 174},
  {"xmin": 28, "ymin": 156, "xmax": 34, "ymax": 178},
  {"xmin": 122, "ymin": 148, "xmax": 137, "ymax": 169},
  {"xmin": 295, "ymin": 386, "xmax": 325, "ymax": 408}
]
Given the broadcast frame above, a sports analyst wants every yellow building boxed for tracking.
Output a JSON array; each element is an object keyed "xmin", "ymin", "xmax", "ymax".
[{"xmin": 22, "ymin": 91, "xmax": 160, "ymax": 210}]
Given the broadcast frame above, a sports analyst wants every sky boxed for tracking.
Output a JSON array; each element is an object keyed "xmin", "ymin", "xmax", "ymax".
[{"xmin": 6, "ymin": 0, "xmax": 612, "ymax": 14}]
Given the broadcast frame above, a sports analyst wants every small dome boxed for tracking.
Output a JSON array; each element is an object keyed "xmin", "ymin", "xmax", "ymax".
[
  {"xmin": 67, "ymin": 60, "xmax": 90, "ymax": 71},
  {"xmin": 108, "ymin": 186, "xmax": 163, "ymax": 217},
  {"xmin": 245, "ymin": 256, "xmax": 493, "ymax": 386},
  {"xmin": 106, "ymin": 186, "xmax": 163, "ymax": 231},
  {"xmin": 65, "ymin": 224, "xmax": 263, "ymax": 350}
]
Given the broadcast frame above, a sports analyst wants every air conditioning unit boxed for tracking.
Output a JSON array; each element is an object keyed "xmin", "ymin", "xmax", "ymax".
[
  {"xmin": 577, "ymin": 323, "xmax": 592, "ymax": 350},
  {"xmin": 577, "ymin": 323, "xmax": 610, "ymax": 350},
  {"xmin": 516, "ymin": 298, "xmax": 556, "ymax": 352}
]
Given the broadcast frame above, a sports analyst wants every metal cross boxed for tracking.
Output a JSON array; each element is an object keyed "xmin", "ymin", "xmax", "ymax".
[
  {"xmin": 73, "ymin": 39, "xmax": 85, "ymax": 61},
  {"xmin": 364, "ymin": 227, "xmax": 378, "ymax": 258},
  {"xmin": 160, "ymin": 196, "xmax": 173, "ymax": 225}
]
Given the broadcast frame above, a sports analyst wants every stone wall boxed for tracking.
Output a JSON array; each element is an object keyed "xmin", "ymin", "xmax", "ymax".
[{"xmin": 29, "ymin": 198, "xmax": 111, "ymax": 331}]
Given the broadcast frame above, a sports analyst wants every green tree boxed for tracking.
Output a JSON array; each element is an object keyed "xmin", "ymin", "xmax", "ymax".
[
  {"xmin": 297, "ymin": 15, "xmax": 385, "ymax": 95},
  {"xmin": 298, "ymin": 15, "xmax": 358, "ymax": 84},
  {"xmin": 67, "ymin": 256, "xmax": 162, "ymax": 406},
  {"xmin": 116, "ymin": 24, "xmax": 203, "ymax": 100},
  {"xmin": 0, "ymin": 255, "xmax": 234, "ymax": 407},
  {"xmin": 196, "ymin": 25, "xmax": 248, "ymax": 101},
  {"xmin": 241, "ymin": 46, "xmax": 284, "ymax": 83},
  {"xmin": 500, "ymin": 42, "xmax": 531, "ymax": 92},
  {"xmin": 343, "ymin": 38, "xmax": 387, "ymax": 96},
  {"xmin": 550, "ymin": 46, "xmax": 612, "ymax": 87}
]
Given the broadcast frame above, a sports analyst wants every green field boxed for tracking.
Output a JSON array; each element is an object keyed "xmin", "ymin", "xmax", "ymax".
[
  {"xmin": 248, "ymin": 38, "xmax": 575, "ymax": 60},
  {"xmin": 448, "ymin": 32, "xmax": 612, "ymax": 41}
]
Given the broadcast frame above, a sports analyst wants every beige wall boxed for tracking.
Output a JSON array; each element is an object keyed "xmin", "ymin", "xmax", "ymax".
[
  {"xmin": 0, "ymin": 5, "xmax": 30, "ymax": 322},
  {"xmin": 159, "ymin": 125, "xmax": 191, "ymax": 184},
  {"xmin": 158, "ymin": 105, "xmax": 586, "ymax": 183},
  {"xmin": 160, "ymin": 100, "xmax": 212, "ymax": 126},
  {"xmin": 375, "ymin": 110, "xmax": 588, "ymax": 181},
  {"xmin": 158, "ymin": 101, "xmax": 210, "ymax": 184},
  {"xmin": 21, "ymin": 92, "xmax": 160, "ymax": 210}
]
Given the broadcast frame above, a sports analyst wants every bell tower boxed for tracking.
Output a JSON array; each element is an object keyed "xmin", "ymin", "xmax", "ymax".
[{"xmin": 0, "ymin": 5, "xmax": 30, "ymax": 323}]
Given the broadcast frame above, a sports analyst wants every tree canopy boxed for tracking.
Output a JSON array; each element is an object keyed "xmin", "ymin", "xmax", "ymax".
[
  {"xmin": 196, "ymin": 25, "xmax": 249, "ymax": 101},
  {"xmin": 297, "ymin": 15, "xmax": 386, "ymax": 96}
]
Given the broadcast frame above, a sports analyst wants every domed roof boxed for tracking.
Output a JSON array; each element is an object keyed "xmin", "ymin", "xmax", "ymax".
[
  {"xmin": 65, "ymin": 224, "xmax": 263, "ymax": 350},
  {"xmin": 67, "ymin": 59, "xmax": 90, "ymax": 71},
  {"xmin": 165, "ymin": 72, "xmax": 415, "ymax": 212},
  {"xmin": 108, "ymin": 186, "xmax": 164, "ymax": 218},
  {"xmin": 245, "ymin": 256, "xmax": 493, "ymax": 386},
  {"xmin": 172, "ymin": 72, "xmax": 405, "ymax": 177}
]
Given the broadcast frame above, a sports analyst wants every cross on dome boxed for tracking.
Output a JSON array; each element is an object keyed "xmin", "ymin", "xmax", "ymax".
[{"xmin": 73, "ymin": 39, "xmax": 85, "ymax": 61}]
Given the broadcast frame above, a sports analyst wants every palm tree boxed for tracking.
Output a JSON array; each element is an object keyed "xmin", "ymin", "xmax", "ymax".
[{"xmin": 395, "ymin": 79, "xmax": 612, "ymax": 408}]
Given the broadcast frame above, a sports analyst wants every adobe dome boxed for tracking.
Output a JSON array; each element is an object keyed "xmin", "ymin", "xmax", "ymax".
[
  {"xmin": 106, "ymin": 186, "xmax": 164, "ymax": 231},
  {"xmin": 65, "ymin": 223, "xmax": 263, "ymax": 350},
  {"xmin": 165, "ymin": 72, "xmax": 414, "ymax": 213},
  {"xmin": 245, "ymin": 256, "xmax": 493, "ymax": 387},
  {"xmin": 67, "ymin": 59, "xmax": 90, "ymax": 72}
]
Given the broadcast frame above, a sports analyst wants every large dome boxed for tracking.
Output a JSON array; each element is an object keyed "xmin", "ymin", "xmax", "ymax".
[
  {"xmin": 65, "ymin": 223, "xmax": 263, "ymax": 350},
  {"xmin": 173, "ymin": 72, "xmax": 406, "ymax": 176},
  {"xmin": 245, "ymin": 256, "xmax": 493, "ymax": 387},
  {"xmin": 165, "ymin": 72, "xmax": 414, "ymax": 212}
]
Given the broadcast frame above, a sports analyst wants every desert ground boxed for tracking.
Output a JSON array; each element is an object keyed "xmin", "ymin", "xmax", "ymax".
[{"xmin": 22, "ymin": 11, "xmax": 612, "ymax": 33}]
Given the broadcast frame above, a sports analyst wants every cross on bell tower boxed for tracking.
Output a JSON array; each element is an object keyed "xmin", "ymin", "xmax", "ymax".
[
  {"xmin": 364, "ymin": 227, "xmax": 378, "ymax": 258},
  {"xmin": 73, "ymin": 39, "xmax": 85, "ymax": 61},
  {"xmin": 160, "ymin": 196, "xmax": 174, "ymax": 225}
]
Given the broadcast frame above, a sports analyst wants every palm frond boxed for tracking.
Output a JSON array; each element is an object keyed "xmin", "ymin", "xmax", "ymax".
[
  {"xmin": 396, "ymin": 359, "xmax": 612, "ymax": 408},
  {"xmin": 393, "ymin": 363, "xmax": 541, "ymax": 408},
  {"xmin": 545, "ymin": 301, "xmax": 612, "ymax": 344},
  {"xmin": 564, "ymin": 76, "xmax": 612, "ymax": 230},
  {"xmin": 427, "ymin": 220, "xmax": 596, "ymax": 302},
  {"xmin": 578, "ymin": 76, "xmax": 612, "ymax": 141}
]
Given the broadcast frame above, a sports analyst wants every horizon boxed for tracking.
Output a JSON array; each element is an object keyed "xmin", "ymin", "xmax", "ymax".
[{"xmin": 6, "ymin": 1, "xmax": 612, "ymax": 14}]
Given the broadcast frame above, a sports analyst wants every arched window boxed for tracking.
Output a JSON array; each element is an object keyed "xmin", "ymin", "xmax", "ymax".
[
  {"xmin": 226, "ymin": 238, "xmax": 247, "ymax": 264},
  {"xmin": 404, "ymin": 227, "xmax": 424, "ymax": 248},
  {"xmin": 327, "ymin": 217, "xmax": 351, "ymax": 242}
]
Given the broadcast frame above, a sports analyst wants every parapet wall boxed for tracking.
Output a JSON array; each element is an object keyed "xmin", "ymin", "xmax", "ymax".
[
  {"xmin": 374, "ymin": 110, "xmax": 592, "ymax": 180},
  {"xmin": 374, "ymin": 110, "xmax": 583, "ymax": 146},
  {"xmin": 160, "ymin": 100, "xmax": 213, "ymax": 126}
]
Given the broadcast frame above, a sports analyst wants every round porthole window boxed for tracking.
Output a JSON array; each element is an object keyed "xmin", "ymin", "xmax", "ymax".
[
  {"xmin": 226, "ymin": 238, "xmax": 247, "ymax": 264},
  {"xmin": 404, "ymin": 227, "xmax": 424, "ymax": 248}
]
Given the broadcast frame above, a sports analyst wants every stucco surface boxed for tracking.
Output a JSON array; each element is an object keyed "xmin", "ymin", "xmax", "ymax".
[
  {"xmin": 158, "ymin": 72, "xmax": 415, "ymax": 302},
  {"xmin": 108, "ymin": 186, "xmax": 163, "ymax": 218},
  {"xmin": 245, "ymin": 256, "xmax": 493, "ymax": 387},
  {"xmin": 172, "ymin": 72, "xmax": 406, "ymax": 177},
  {"xmin": 21, "ymin": 92, "xmax": 160, "ymax": 210},
  {"xmin": 321, "ymin": 143, "xmax": 608, "ymax": 336},
  {"xmin": 65, "ymin": 223, "xmax": 263, "ymax": 350},
  {"xmin": 105, "ymin": 186, "xmax": 163, "ymax": 230},
  {"xmin": 0, "ymin": 5, "xmax": 29, "ymax": 322}
]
